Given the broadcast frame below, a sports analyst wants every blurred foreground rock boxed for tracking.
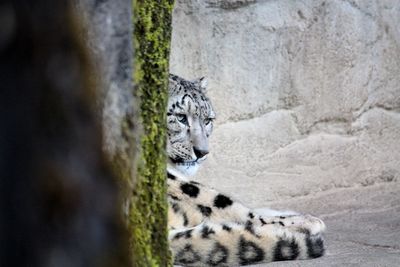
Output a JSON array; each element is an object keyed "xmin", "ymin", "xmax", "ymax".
[
  {"xmin": 0, "ymin": 1, "xmax": 127, "ymax": 266},
  {"xmin": 73, "ymin": 0, "xmax": 134, "ymax": 158}
]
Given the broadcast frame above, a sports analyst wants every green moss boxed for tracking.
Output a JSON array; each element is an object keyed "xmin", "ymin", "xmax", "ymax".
[{"xmin": 128, "ymin": 0, "xmax": 174, "ymax": 266}]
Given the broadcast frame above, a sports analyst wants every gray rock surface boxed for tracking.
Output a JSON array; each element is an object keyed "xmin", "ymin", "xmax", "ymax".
[
  {"xmin": 170, "ymin": 0, "xmax": 400, "ymax": 265},
  {"xmin": 74, "ymin": 0, "xmax": 134, "ymax": 157}
]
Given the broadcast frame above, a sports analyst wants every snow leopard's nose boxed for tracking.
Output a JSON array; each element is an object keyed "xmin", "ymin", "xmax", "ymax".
[{"xmin": 193, "ymin": 147, "xmax": 209, "ymax": 159}]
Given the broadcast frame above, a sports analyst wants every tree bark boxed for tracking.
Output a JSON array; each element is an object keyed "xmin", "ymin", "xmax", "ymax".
[
  {"xmin": 0, "ymin": 0, "xmax": 174, "ymax": 265},
  {"xmin": 75, "ymin": 0, "xmax": 175, "ymax": 265},
  {"xmin": 128, "ymin": 0, "xmax": 175, "ymax": 266}
]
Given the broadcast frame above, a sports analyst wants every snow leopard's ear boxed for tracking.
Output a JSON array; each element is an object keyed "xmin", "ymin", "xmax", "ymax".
[
  {"xmin": 195, "ymin": 77, "xmax": 208, "ymax": 91},
  {"xmin": 168, "ymin": 74, "xmax": 180, "ymax": 93}
]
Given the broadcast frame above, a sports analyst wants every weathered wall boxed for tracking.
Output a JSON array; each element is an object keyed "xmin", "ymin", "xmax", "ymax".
[{"xmin": 170, "ymin": 0, "xmax": 400, "ymax": 207}]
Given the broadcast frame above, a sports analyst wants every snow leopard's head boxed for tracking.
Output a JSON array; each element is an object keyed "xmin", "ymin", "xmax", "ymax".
[{"xmin": 167, "ymin": 74, "xmax": 216, "ymax": 176}]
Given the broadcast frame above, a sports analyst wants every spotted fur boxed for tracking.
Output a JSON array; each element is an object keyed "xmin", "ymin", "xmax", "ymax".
[{"xmin": 167, "ymin": 74, "xmax": 326, "ymax": 266}]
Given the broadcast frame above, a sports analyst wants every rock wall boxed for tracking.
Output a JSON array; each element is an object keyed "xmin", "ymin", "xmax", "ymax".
[
  {"xmin": 74, "ymin": 0, "xmax": 134, "ymax": 158},
  {"xmin": 170, "ymin": 0, "xmax": 400, "ymax": 206}
]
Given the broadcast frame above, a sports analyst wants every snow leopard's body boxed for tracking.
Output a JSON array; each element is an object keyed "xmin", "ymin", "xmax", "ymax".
[{"xmin": 167, "ymin": 74, "xmax": 325, "ymax": 266}]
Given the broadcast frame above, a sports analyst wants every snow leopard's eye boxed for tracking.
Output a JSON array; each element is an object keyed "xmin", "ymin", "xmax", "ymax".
[
  {"xmin": 176, "ymin": 114, "xmax": 188, "ymax": 126},
  {"xmin": 204, "ymin": 118, "xmax": 214, "ymax": 125}
]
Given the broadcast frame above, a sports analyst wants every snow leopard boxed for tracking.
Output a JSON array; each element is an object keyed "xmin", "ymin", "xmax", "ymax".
[{"xmin": 167, "ymin": 74, "xmax": 325, "ymax": 266}]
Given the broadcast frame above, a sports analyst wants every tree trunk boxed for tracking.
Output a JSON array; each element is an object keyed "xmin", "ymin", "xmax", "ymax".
[
  {"xmin": 75, "ymin": 0, "xmax": 175, "ymax": 265},
  {"xmin": 129, "ymin": 0, "xmax": 175, "ymax": 265},
  {"xmin": 0, "ymin": 0, "xmax": 174, "ymax": 266}
]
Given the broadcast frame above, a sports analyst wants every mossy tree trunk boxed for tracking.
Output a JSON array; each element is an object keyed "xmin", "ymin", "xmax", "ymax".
[
  {"xmin": 1, "ymin": 0, "xmax": 174, "ymax": 266},
  {"xmin": 76, "ymin": 0, "xmax": 175, "ymax": 265},
  {"xmin": 128, "ymin": 0, "xmax": 175, "ymax": 266}
]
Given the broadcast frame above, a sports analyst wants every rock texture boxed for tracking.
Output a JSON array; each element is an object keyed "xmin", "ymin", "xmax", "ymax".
[
  {"xmin": 170, "ymin": 0, "xmax": 400, "ymax": 265},
  {"xmin": 74, "ymin": 0, "xmax": 134, "ymax": 157},
  {"xmin": 170, "ymin": 0, "xmax": 400, "ymax": 202}
]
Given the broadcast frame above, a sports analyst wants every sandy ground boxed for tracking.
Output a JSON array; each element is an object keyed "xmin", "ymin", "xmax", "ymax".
[{"xmin": 252, "ymin": 181, "xmax": 400, "ymax": 266}]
